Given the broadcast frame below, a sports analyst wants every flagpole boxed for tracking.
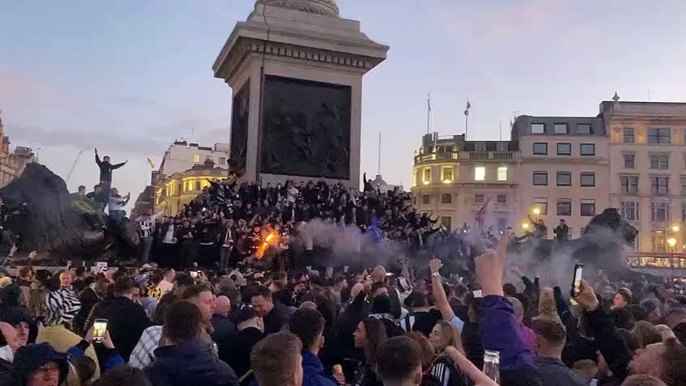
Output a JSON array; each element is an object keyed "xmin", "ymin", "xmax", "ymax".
[
  {"xmin": 499, "ymin": 122, "xmax": 502, "ymax": 141},
  {"xmin": 465, "ymin": 114, "xmax": 469, "ymax": 140},
  {"xmin": 426, "ymin": 92, "xmax": 431, "ymax": 134},
  {"xmin": 464, "ymin": 100, "xmax": 470, "ymax": 140},
  {"xmin": 377, "ymin": 132, "xmax": 381, "ymax": 176}
]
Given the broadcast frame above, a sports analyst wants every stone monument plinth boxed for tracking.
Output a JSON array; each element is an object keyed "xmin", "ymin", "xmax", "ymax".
[{"xmin": 213, "ymin": 0, "xmax": 388, "ymax": 187}]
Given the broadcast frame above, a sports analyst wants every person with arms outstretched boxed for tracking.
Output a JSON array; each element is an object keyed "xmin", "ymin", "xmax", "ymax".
[{"xmin": 95, "ymin": 148, "xmax": 127, "ymax": 193}]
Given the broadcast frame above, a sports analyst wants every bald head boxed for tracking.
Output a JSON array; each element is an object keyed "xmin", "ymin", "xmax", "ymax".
[
  {"xmin": 214, "ymin": 296, "xmax": 231, "ymax": 318},
  {"xmin": 372, "ymin": 266, "xmax": 387, "ymax": 283}
]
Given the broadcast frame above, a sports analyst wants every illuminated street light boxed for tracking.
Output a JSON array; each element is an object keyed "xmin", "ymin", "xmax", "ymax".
[
  {"xmin": 443, "ymin": 179, "xmax": 452, "ymax": 184},
  {"xmin": 668, "ymin": 237, "xmax": 677, "ymax": 248},
  {"xmin": 422, "ymin": 180, "xmax": 430, "ymax": 185},
  {"xmin": 522, "ymin": 223, "xmax": 530, "ymax": 230},
  {"xmin": 532, "ymin": 208, "xmax": 541, "ymax": 216},
  {"xmin": 673, "ymin": 225, "xmax": 680, "ymax": 232}
]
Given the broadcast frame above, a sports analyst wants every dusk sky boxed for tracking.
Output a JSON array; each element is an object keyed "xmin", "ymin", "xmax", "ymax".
[{"xmin": 2, "ymin": 0, "xmax": 686, "ymax": 209}]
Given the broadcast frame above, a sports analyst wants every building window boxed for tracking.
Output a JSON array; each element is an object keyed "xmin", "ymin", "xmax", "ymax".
[
  {"xmin": 623, "ymin": 128, "xmax": 635, "ymax": 143},
  {"xmin": 620, "ymin": 201, "xmax": 639, "ymax": 221},
  {"xmin": 653, "ymin": 231, "xmax": 667, "ymax": 253},
  {"xmin": 533, "ymin": 143, "xmax": 548, "ymax": 155},
  {"xmin": 580, "ymin": 172, "xmax": 596, "ymax": 187},
  {"xmin": 681, "ymin": 177, "xmax": 686, "ymax": 196},
  {"xmin": 580, "ymin": 199, "xmax": 596, "ymax": 217},
  {"xmin": 441, "ymin": 194, "xmax": 452, "ymax": 204},
  {"xmin": 651, "ymin": 202, "xmax": 670, "ymax": 222},
  {"xmin": 440, "ymin": 217, "xmax": 452, "ymax": 231},
  {"xmin": 533, "ymin": 172, "xmax": 548, "ymax": 186},
  {"xmin": 497, "ymin": 167, "xmax": 508, "ymax": 181},
  {"xmin": 474, "ymin": 167, "xmax": 486, "ymax": 181},
  {"xmin": 531, "ymin": 123, "xmax": 545, "ymax": 134},
  {"xmin": 557, "ymin": 143, "xmax": 571, "ymax": 155},
  {"xmin": 441, "ymin": 167, "xmax": 454, "ymax": 183},
  {"xmin": 533, "ymin": 197, "xmax": 548, "ymax": 215},
  {"xmin": 651, "ymin": 176, "xmax": 669, "ymax": 195},
  {"xmin": 682, "ymin": 202, "xmax": 686, "ymax": 222},
  {"xmin": 474, "ymin": 194, "xmax": 484, "ymax": 203},
  {"xmin": 496, "ymin": 142, "xmax": 508, "ymax": 151},
  {"xmin": 475, "ymin": 142, "xmax": 487, "ymax": 151},
  {"xmin": 195, "ymin": 181, "xmax": 201, "ymax": 191},
  {"xmin": 218, "ymin": 157, "xmax": 226, "ymax": 165},
  {"xmin": 580, "ymin": 143, "xmax": 595, "ymax": 156},
  {"xmin": 194, "ymin": 154, "xmax": 200, "ymax": 163},
  {"xmin": 649, "ymin": 154, "xmax": 670, "ymax": 169},
  {"xmin": 621, "ymin": 176, "xmax": 639, "ymax": 194},
  {"xmin": 648, "ymin": 128, "xmax": 671, "ymax": 144},
  {"xmin": 554, "ymin": 123, "xmax": 569, "ymax": 134},
  {"xmin": 422, "ymin": 195, "xmax": 431, "ymax": 205},
  {"xmin": 556, "ymin": 172, "xmax": 572, "ymax": 186},
  {"xmin": 557, "ymin": 199, "xmax": 572, "ymax": 216},
  {"xmin": 423, "ymin": 168, "xmax": 432, "ymax": 183},
  {"xmin": 577, "ymin": 124, "xmax": 592, "ymax": 135},
  {"xmin": 497, "ymin": 194, "xmax": 507, "ymax": 204},
  {"xmin": 623, "ymin": 154, "xmax": 635, "ymax": 169}
]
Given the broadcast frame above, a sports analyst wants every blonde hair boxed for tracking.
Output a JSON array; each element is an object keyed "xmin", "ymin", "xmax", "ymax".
[{"xmin": 434, "ymin": 320, "xmax": 464, "ymax": 354}]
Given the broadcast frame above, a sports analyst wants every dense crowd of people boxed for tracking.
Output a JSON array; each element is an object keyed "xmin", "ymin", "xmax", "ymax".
[
  {"xmin": 0, "ymin": 231, "xmax": 686, "ymax": 386},
  {"xmin": 133, "ymin": 174, "xmax": 444, "ymax": 271}
]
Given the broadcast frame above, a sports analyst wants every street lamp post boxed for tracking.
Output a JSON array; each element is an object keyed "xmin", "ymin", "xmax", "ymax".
[{"xmin": 668, "ymin": 237, "xmax": 677, "ymax": 279}]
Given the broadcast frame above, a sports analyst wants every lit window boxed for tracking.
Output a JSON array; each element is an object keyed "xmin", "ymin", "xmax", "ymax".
[
  {"xmin": 441, "ymin": 166, "xmax": 454, "ymax": 183},
  {"xmin": 194, "ymin": 155, "xmax": 200, "ymax": 163},
  {"xmin": 424, "ymin": 168, "xmax": 432, "ymax": 183},
  {"xmin": 474, "ymin": 167, "xmax": 486, "ymax": 181},
  {"xmin": 497, "ymin": 167, "xmax": 508, "ymax": 181}
]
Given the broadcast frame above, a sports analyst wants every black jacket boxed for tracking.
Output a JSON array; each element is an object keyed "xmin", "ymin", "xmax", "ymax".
[
  {"xmin": 95, "ymin": 154, "xmax": 125, "ymax": 183},
  {"xmin": 325, "ymin": 294, "xmax": 368, "ymax": 380},
  {"xmin": 73, "ymin": 286, "xmax": 101, "ymax": 336},
  {"xmin": 217, "ymin": 327, "xmax": 264, "ymax": 378},
  {"xmin": 535, "ymin": 357, "xmax": 587, "ymax": 386},
  {"xmin": 263, "ymin": 304, "xmax": 291, "ymax": 334},
  {"xmin": 145, "ymin": 339, "xmax": 239, "ymax": 386},
  {"xmin": 87, "ymin": 295, "xmax": 151, "ymax": 361},
  {"xmin": 210, "ymin": 313, "xmax": 236, "ymax": 342}
]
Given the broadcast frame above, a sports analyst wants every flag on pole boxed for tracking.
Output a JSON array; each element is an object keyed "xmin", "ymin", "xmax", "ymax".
[
  {"xmin": 428, "ymin": 93, "xmax": 432, "ymax": 112},
  {"xmin": 464, "ymin": 101, "xmax": 471, "ymax": 116},
  {"xmin": 147, "ymin": 157, "xmax": 155, "ymax": 169}
]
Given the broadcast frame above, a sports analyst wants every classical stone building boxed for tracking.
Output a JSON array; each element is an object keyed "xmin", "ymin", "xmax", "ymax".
[
  {"xmin": 152, "ymin": 159, "xmax": 226, "ymax": 217},
  {"xmin": 0, "ymin": 113, "xmax": 35, "ymax": 188},
  {"xmin": 412, "ymin": 99, "xmax": 686, "ymax": 276},
  {"xmin": 213, "ymin": 0, "xmax": 388, "ymax": 187}
]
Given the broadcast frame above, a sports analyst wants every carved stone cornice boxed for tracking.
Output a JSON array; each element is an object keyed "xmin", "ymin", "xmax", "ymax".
[{"xmin": 216, "ymin": 37, "xmax": 377, "ymax": 81}]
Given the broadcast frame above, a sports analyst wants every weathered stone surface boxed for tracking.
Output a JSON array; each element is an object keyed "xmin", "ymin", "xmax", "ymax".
[{"xmin": 260, "ymin": 75, "xmax": 351, "ymax": 179}]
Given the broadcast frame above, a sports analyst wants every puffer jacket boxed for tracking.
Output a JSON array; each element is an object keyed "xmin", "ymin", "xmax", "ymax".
[{"xmin": 144, "ymin": 339, "xmax": 239, "ymax": 386}]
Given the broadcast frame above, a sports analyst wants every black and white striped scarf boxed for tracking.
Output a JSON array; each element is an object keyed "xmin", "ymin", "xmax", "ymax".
[{"xmin": 44, "ymin": 287, "xmax": 81, "ymax": 327}]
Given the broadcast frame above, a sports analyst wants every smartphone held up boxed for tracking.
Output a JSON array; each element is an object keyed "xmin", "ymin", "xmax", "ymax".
[
  {"xmin": 570, "ymin": 264, "xmax": 583, "ymax": 298},
  {"xmin": 93, "ymin": 319, "xmax": 108, "ymax": 343}
]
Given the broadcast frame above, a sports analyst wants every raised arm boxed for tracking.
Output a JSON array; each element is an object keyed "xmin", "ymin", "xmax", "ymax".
[
  {"xmin": 95, "ymin": 150, "xmax": 102, "ymax": 166},
  {"xmin": 429, "ymin": 258, "xmax": 463, "ymax": 330},
  {"xmin": 111, "ymin": 160, "xmax": 128, "ymax": 170}
]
